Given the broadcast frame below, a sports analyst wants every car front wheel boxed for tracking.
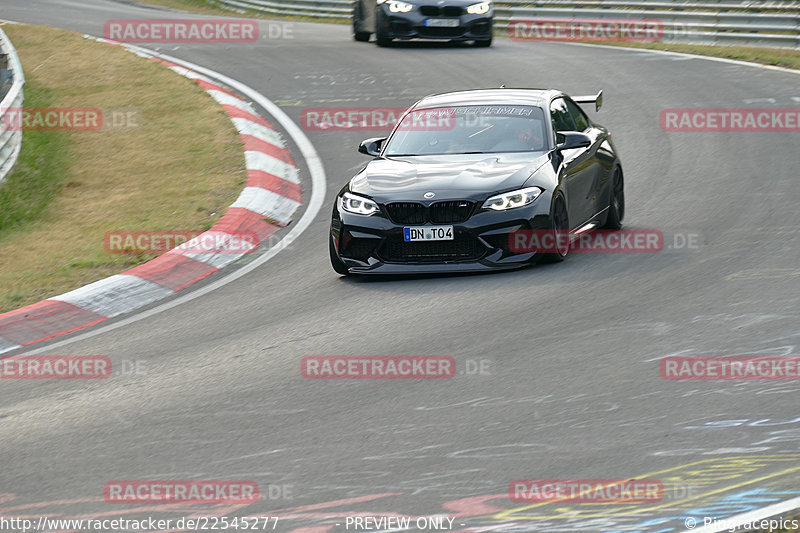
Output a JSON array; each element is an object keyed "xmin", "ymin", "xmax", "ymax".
[
  {"xmin": 539, "ymin": 195, "xmax": 570, "ymax": 263},
  {"xmin": 602, "ymin": 166, "xmax": 624, "ymax": 229},
  {"xmin": 474, "ymin": 35, "xmax": 492, "ymax": 47},
  {"xmin": 330, "ymin": 236, "xmax": 350, "ymax": 275},
  {"xmin": 353, "ymin": 1, "xmax": 371, "ymax": 41}
]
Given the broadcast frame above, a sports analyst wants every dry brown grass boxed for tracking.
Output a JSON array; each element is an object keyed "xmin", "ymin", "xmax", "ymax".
[{"xmin": 0, "ymin": 23, "xmax": 245, "ymax": 312}]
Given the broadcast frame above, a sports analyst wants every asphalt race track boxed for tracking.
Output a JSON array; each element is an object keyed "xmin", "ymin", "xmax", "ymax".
[{"xmin": 1, "ymin": 1, "xmax": 800, "ymax": 531}]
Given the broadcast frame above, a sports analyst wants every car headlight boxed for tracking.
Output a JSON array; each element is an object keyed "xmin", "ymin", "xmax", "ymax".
[
  {"xmin": 466, "ymin": 1, "xmax": 491, "ymax": 14},
  {"xmin": 388, "ymin": 0, "xmax": 414, "ymax": 12},
  {"xmin": 341, "ymin": 192, "xmax": 380, "ymax": 215},
  {"xmin": 482, "ymin": 187, "xmax": 543, "ymax": 211}
]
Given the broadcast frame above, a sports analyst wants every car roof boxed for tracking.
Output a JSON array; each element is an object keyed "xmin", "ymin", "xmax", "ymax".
[{"xmin": 412, "ymin": 88, "xmax": 562, "ymax": 109}]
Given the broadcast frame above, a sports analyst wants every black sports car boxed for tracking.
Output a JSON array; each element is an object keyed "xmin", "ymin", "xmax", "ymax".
[
  {"xmin": 329, "ymin": 88, "xmax": 625, "ymax": 275},
  {"xmin": 352, "ymin": 0, "xmax": 493, "ymax": 47}
]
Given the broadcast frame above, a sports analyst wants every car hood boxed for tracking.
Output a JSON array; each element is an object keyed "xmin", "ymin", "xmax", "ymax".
[{"xmin": 349, "ymin": 153, "xmax": 547, "ymax": 203}]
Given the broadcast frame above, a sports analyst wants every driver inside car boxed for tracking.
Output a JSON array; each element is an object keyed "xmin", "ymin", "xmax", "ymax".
[{"xmin": 490, "ymin": 118, "xmax": 545, "ymax": 152}]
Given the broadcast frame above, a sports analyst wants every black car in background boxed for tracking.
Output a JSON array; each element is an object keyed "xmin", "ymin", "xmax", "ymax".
[
  {"xmin": 329, "ymin": 88, "xmax": 624, "ymax": 275},
  {"xmin": 353, "ymin": 0, "xmax": 493, "ymax": 47}
]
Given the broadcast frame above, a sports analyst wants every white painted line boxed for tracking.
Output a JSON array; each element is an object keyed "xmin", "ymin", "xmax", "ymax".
[
  {"xmin": 230, "ymin": 187, "xmax": 301, "ymax": 225},
  {"xmin": 552, "ymin": 41, "xmax": 800, "ymax": 77},
  {"xmin": 169, "ymin": 249, "xmax": 244, "ymax": 269},
  {"xmin": 51, "ymin": 275, "xmax": 173, "ymax": 318},
  {"xmin": 231, "ymin": 117, "xmax": 284, "ymax": 147},
  {"xmin": 23, "ymin": 43, "xmax": 326, "ymax": 355},
  {"xmin": 207, "ymin": 90, "xmax": 254, "ymax": 113},
  {"xmin": 685, "ymin": 495, "xmax": 800, "ymax": 532},
  {"xmin": 165, "ymin": 65, "xmax": 215, "ymax": 84},
  {"xmin": 245, "ymin": 151, "xmax": 299, "ymax": 183},
  {"xmin": 0, "ymin": 336, "xmax": 21, "ymax": 353}
]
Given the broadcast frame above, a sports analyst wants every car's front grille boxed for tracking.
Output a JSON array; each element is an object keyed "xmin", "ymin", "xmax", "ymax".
[
  {"xmin": 381, "ymin": 234, "xmax": 484, "ymax": 262},
  {"xmin": 385, "ymin": 202, "xmax": 427, "ymax": 225},
  {"xmin": 430, "ymin": 201, "xmax": 474, "ymax": 223},
  {"xmin": 420, "ymin": 5, "xmax": 439, "ymax": 15},
  {"xmin": 442, "ymin": 6, "xmax": 463, "ymax": 16},
  {"xmin": 385, "ymin": 201, "xmax": 475, "ymax": 224}
]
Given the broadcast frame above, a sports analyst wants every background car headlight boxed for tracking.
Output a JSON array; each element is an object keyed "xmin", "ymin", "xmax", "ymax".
[
  {"xmin": 466, "ymin": 1, "xmax": 491, "ymax": 14},
  {"xmin": 341, "ymin": 192, "xmax": 380, "ymax": 215},
  {"xmin": 388, "ymin": 0, "xmax": 414, "ymax": 12},
  {"xmin": 482, "ymin": 186, "xmax": 543, "ymax": 211}
]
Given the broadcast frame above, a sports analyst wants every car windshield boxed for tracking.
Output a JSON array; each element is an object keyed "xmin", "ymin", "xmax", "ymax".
[{"xmin": 383, "ymin": 104, "xmax": 549, "ymax": 156}]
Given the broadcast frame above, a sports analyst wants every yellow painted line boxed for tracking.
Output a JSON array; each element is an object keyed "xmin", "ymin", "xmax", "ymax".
[{"xmin": 493, "ymin": 455, "xmax": 800, "ymax": 520}]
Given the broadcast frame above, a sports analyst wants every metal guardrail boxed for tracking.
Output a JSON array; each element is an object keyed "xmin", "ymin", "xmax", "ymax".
[
  {"xmin": 0, "ymin": 27, "xmax": 24, "ymax": 185},
  {"xmin": 210, "ymin": 0, "xmax": 800, "ymax": 48}
]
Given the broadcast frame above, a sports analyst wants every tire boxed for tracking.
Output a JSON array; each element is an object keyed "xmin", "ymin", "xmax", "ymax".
[
  {"xmin": 376, "ymin": 32, "xmax": 392, "ymax": 47},
  {"xmin": 375, "ymin": 13, "xmax": 392, "ymax": 47},
  {"xmin": 602, "ymin": 166, "xmax": 624, "ymax": 230},
  {"xmin": 474, "ymin": 35, "xmax": 492, "ymax": 47},
  {"xmin": 329, "ymin": 236, "xmax": 350, "ymax": 275},
  {"xmin": 353, "ymin": 2, "xmax": 371, "ymax": 41},
  {"xmin": 539, "ymin": 195, "xmax": 570, "ymax": 263}
]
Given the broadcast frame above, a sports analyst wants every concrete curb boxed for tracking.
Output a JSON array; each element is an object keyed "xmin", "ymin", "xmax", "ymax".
[{"xmin": 0, "ymin": 40, "xmax": 303, "ymax": 354}]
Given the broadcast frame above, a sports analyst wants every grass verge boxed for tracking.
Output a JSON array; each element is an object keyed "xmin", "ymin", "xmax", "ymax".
[{"xmin": 0, "ymin": 23, "xmax": 245, "ymax": 313}]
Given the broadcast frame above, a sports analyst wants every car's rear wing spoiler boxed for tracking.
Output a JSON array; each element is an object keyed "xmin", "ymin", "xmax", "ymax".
[{"xmin": 573, "ymin": 90, "xmax": 603, "ymax": 112}]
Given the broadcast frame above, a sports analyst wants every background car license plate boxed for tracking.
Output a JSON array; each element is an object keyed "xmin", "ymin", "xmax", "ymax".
[
  {"xmin": 424, "ymin": 18, "xmax": 460, "ymax": 27},
  {"xmin": 404, "ymin": 226, "xmax": 454, "ymax": 242}
]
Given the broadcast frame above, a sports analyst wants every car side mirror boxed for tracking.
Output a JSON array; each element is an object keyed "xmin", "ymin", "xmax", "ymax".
[
  {"xmin": 556, "ymin": 132, "xmax": 591, "ymax": 151},
  {"xmin": 358, "ymin": 137, "xmax": 387, "ymax": 157}
]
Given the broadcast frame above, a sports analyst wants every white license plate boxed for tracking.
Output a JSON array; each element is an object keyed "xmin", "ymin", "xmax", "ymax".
[
  {"xmin": 404, "ymin": 226, "xmax": 454, "ymax": 242},
  {"xmin": 424, "ymin": 18, "xmax": 460, "ymax": 27}
]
